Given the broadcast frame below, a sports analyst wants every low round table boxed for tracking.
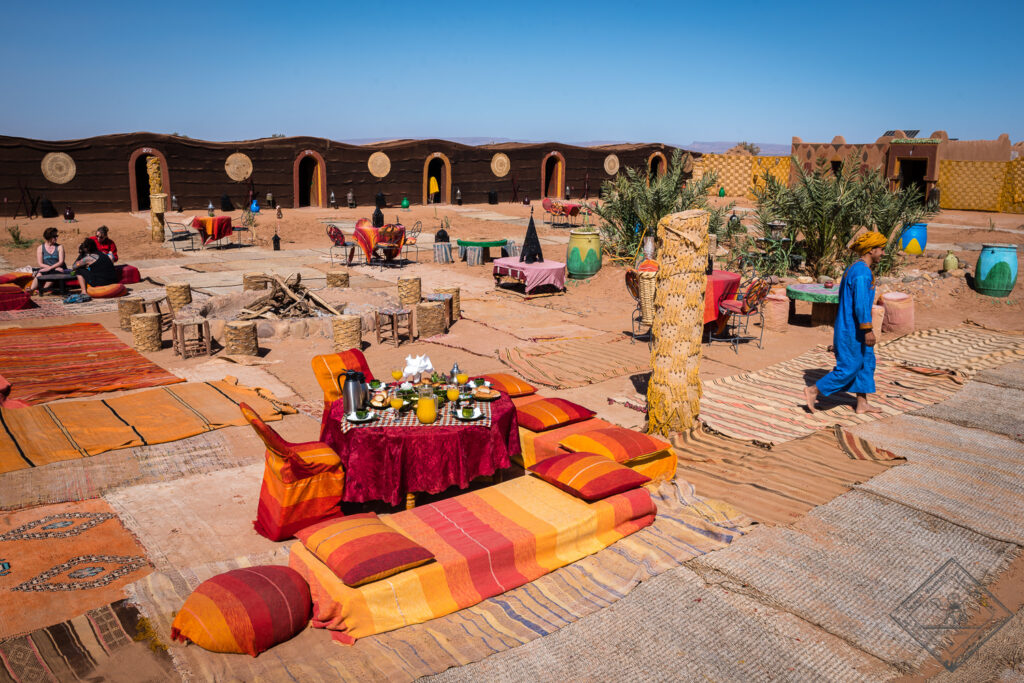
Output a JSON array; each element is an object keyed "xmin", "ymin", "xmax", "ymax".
[
  {"xmin": 319, "ymin": 393, "xmax": 521, "ymax": 508},
  {"xmin": 457, "ymin": 238, "xmax": 508, "ymax": 263},
  {"xmin": 786, "ymin": 283, "xmax": 839, "ymax": 326}
]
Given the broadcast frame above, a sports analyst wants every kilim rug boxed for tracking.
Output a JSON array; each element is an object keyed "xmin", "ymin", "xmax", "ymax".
[
  {"xmin": 876, "ymin": 324, "xmax": 1024, "ymax": 375},
  {"xmin": 497, "ymin": 333, "xmax": 651, "ymax": 389},
  {"xmin": 672, "ymin": 426, "xmax": 902, "ymax": 526},
  {"xmin": 0, "ymin": 378, "xmax": 294, "ymax": 474},
  {"xmin": 0, "ymin": 288, "xmax": 172, "ymax": 322},
  {"xmin": 913, "ymin": 380, "xmax": 1024, "ymax": 442},
  {"xmin": 0, "ymin": 432, "xmax": 247, "ymax": 511},
  {"xmin": 126, "ymin": 481, "xmax": 752, "ymax": 681},
  {"xmin": 0, "ymin": 322, "xmax": 182, "ymax": 405},
  {"xmin": 698, "ymin": 345, "xmax": 962, "ymax": 444},
  {"xmin": 0, "ymin": 599, "xmax": 175, "ymax": 682},
  {"xmin": 689, "ymin": 490, "xmax": 1018, "ymax": 671},
  {"xmin": 0, "ymin": 499, "xmax": 152, "ymax": 639}
]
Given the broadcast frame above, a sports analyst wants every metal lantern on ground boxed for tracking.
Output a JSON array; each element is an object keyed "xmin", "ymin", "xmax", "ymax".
[
  {"xmin": 455, "ymin": 187, "xmax": 462, "ymax": 205},
  {"xmin": 330, "ymin": 191, "xmax": 337, "ymax": 209},
  {"xmin": 171, "ymin": 195, "xmax": 180, "ymax": 212},
  {"xmin": 207, "ymin": 200, "xmax": 215, "ymax": 217},
  {"xmin": 266, "ymin": 191, "xmax": 274, "ymax": 209},
  {"xmin": 347, "ymin": 189, "xmax": 355, "ymax": 208}
]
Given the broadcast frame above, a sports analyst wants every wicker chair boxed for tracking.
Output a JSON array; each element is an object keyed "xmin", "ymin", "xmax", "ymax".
[{"xmin": 625, "ymin": 268, "xmax": 656, "ymax": 345}]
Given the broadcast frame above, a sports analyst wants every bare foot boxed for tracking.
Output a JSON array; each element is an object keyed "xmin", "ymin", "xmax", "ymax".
[
  {"xmin": 803, "ymin": 385, "xmax": 818, "ymax": 413},
  {"xmin": 855, "ymin": 401, "xmax": 883, "ymax": 414}
]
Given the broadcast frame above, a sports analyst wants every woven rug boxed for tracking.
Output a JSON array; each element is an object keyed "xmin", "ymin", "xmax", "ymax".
[
  {"xmin": 431, "ymin": 565, "xmax": 895, "ymax": 682},
  {"xmin": 0, "ymin": 599, "xmax": 175, "ymax": 682},
  {"xmin": 673, "ymin": 427, "xmax": 902, "ymax": 526},
  {"xmin": 876, "ymin": 325, "xmax": 1024, "ymax": 375},
  {"xmin": 0, "ymin": 432, "xmax": 248, "ymax": 511},
  {"xmin": 0, "ymin": 499, "xmax": 152, "ymax": 639},
  {"xmin": 0, "ymin": 378, "xmax": 293, "ymax": 474},
  {"xmin": 689, "ymin": 490, "xmax": 1018, "ymax": 670},
  {"xmin": 974, "ymin": 360, "xmax": 1024, "ymax": 391},
  {"xmin": 127, "ymin": 481, "xmax": 752, "ymax": 681},
  {"xmin": 913, "ymin": 381, "xmax": 1024, "ymax": 441},
  {"xmin": 848, "ymin": 415, "xmax": 1024, "ymax": 545},
  {"xmin": 497, "ymin": 334, "xmax": 651, "ymax": 389},
  {"xmin": 0, "ymin": 322, "xmax": 182, "ymax": 405},
  {"xmin": 0, "ymin": 288, "xmax": 171, "ymax": 322},
  {"xmin": 699, "ymin": 345, "xmax": 961, "ymax": 444}
]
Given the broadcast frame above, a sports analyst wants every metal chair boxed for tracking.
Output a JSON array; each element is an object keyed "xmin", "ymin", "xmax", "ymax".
[
  {"xmin": 541, "ymin": 197, "xmax": 554, "ymax": 224},
  {"xmin": 709, "ymin": 276, "xmax": 770, "ymax": 353},
  {"xmin": 326, "ymin": 225, "xmax": 363, "ymax": 266},
  {"xmin": 165, "ymin": 221, "xmax": 198, "ymax": 251},
  {"xmin": 403, "ymin": 221, "xmax": 424, "ymax": 262}
]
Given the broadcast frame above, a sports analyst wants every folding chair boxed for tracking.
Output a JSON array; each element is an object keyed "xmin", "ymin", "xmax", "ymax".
[{"xmin": 165, "ymin": 221, "xmax": 199, "ymax": 251}]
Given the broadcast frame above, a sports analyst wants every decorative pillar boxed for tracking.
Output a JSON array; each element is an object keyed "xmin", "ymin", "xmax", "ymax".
[{"xmin": 147, "ymin": 156, "xmax": 166, "ymax": 242}]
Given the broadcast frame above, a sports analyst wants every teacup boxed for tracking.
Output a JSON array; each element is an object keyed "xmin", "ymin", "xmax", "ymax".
[
  {"xmin": 461, "ymin": 408, "xmax": 475, "ymax": 418},
  {"xmin": 355, "ymin": 410, "xmax": 369, "ymax": 420}
]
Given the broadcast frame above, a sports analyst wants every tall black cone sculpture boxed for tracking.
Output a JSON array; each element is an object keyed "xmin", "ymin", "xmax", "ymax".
[{"xmin": 519, "ymin": 208, "xmax": 544, "ymax": 264}]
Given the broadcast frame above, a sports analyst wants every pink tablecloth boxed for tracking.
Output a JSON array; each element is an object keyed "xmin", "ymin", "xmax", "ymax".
[
  {"xmin": 492, "ymin": 256, "xmax": 567, "ymax": 294},
  {"xmin": 190, "ymin": 216, "xmax": 234, "ymax": 245},
  {"xmin": 319, "ymin": 393, "xmax": 520, "ymax": 507},
  {"xmin": 704, "ymin": 269, "xmax": 742, "ymax": 324}
]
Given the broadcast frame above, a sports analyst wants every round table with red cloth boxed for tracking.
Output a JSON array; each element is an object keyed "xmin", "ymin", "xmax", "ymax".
[
  {"xmin": 319, "ymin": 393, "xmax": 521, "ymax": 507},
  {"xmin": 704, "ymin": 269, "xmax": 742, "ymax": 324}
]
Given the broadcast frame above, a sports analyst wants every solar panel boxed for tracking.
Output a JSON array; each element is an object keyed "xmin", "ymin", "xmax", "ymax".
[{"xmin": 884, "ymin": 130, "xmax": 920, "ymax": 138}]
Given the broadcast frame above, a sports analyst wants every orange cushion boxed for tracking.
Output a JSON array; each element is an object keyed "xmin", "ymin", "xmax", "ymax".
[
  {"xmin": 480, "ymin": 373, "xmax": 536, "ymax": 397},
  {"xmin": 295, "ymin": 513, "xmax": 435, "ymax": 587},
  {"xmin": 529, "ymin": 451, "xmax": 650, "ymax": 501},
  {"xmin": 170, "ymin": 566, "xmax": 311, "ymax": 656},
  {"xmin": 86, "ymin": 283, "xmax": 127, "ymax": 298},
  {"xmin": 559, "ymin": 427, "xmax": 671, "ymax": 464},
  {"xmin": 516, "ymin": 397, "xmax": 595, "ymax": 433}
]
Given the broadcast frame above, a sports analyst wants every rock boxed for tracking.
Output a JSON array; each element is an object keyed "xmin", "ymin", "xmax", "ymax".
[
  {"xmin": 272, "ymin": 320, "xmax": 291, "ymax": 338},
  {"xmin": 256, "ymin": 321, "xmax": 275, "ymax": 338},
  {"xmin": 902, "ymin": 276, "xmax": 922, "ymax": 283},
  {"xmin": 208, "ymin": 318, "xmax": 226, "ymax": 341},
  {"xmin": 289, "ymin": 319, "xmax": 308, "ymax": 338},
  {"xmin": 921, "ymin": 272, "xmax": 935, "ymax": 280},
  {"xmin": 767, "ymin": 275, "xmax": 781, "ymax": 284},
  {"xmin": 816, "ymin": 275, "xmax": 834, "ymax": 284},
  {"xmin": 949, "ymin": 268, "xmax": 965, "ymax": 277},
  {"xmin": 797, "ymin": 276, "xmax": 814, "ymax": 284}
]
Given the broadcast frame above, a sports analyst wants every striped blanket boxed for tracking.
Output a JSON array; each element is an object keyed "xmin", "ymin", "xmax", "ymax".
[
  {"xmin": 0, "ymin": 378, "xmax": 293, "ymax": 474},
  {"xmin": 699, "ymin": 345, "xmax": 962, "ymax": 444},
  {"xmin": 876, "ymin": 325, "xmax": 1024, "ymax": 374},
  {"xmin": 0, "ymin": 322, "xmax": 182, "ymax": 405},
  {"xmin": 497, "ymin": 333, "xmax": 651, "ymax": 389},
  {"xmin": 290, "ymin": 475, "xmax": 655, "ymax": 643}
]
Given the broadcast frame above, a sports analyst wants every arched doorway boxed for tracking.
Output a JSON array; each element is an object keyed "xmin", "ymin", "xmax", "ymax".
[
  {"xmin": 128, "ymin": 147, "xmax": 170, "ymax": 213},
  {"xmin": 648, "ymin": 151, "xmax": 667, "ymax": 178},
  {"xmin": 292, "ymin": 150, "xmax": 327, "ymax": 208},
  {"xmin": 541, "ymin": 151, "xmax": 565, "ymax": 199},
  {"xmin": 422, "ymin": 153, "xmax": 451, "ymax": 205}
]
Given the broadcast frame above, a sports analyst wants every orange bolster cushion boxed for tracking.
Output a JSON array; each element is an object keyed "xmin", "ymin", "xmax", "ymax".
[{"xmin": 86, "ymin": 283, "xmax": 127, "ymax": 298}]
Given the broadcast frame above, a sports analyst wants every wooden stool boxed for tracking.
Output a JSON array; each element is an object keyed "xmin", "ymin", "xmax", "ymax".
[
  {"xmin": 466, "ymin": 246, "xmax": 484, "ymax": 266},
  {"xmin": 172, "ymin": 318, "xmax": 212, "ymax": 359},
  {"xmin": 375, "ymin": 308, "xmax": 412, "ymax": 347},
  {"xmin": 423, "ymin": 293, "xmax": 453, "ymax": 330},
  {"xmin": 433, "ymin": 242, "xmax": 453, "ymax": 264}
]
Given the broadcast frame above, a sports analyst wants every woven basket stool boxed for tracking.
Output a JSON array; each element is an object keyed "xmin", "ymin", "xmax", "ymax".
[
  {"xmin": 434, "ymin": 286, "xmax": 461, "ymax": 320},
  {"xmin": 166, "ymin": 282, "xmax": 192, "ymax": 314},
  {"xmin": 172, "ymin": 318, "xmax": 212, "ymax": 359},
  {"xmin": 433, "ymin": 242, "xmax": 453, "ymax": 264},
  {"xmin": 243, "ymin": 272, "xmax": 268, "ymax": 291},
  {"xmin": 332, "ymin": 315, "xmax": 362, "ymax": 351},
  {"xmin": 423, "ymin": 293, "xmax": 453, "ymax": 330},
  {"xmin": 397, "ymin": 277, "xmax": 421, "ymax": 306},
  {"xmin": 375, "ymin": 308, "xmax": 412, "ymax": 347},
  {"xmin": 118, "ymin": 296, "xmax": 145, "ymax": 331},
  {"xmin": 327, "ymin": 270, "xmax": 350, "ymax": 288},
  {"xmin": 416, "ymin": 301, "xmax": 446, "ymax": 338},
  {"xmin": 224, "ymin": 320, "xmax": 259, "ymax": 356},
  {"xmin": 131, "ymin": 312, "xmax": 162, "ymax": 352}
]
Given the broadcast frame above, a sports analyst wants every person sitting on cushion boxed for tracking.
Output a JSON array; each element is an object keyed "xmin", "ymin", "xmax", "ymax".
[
  {"xmin": 88, "ymin": 225, "xmax": 118, "ymax": 262},
  {"xmin": 29, "ymin": 227, "xmax": 68, "ymax": 295},
  {"xmin": 72, "ymin": 238, "xmax": 118, "ymax": 292}
]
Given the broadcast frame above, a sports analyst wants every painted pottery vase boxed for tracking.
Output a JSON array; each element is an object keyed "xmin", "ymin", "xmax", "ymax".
[
  {"xmin": 974, "ymin": 243, "xmax": 1018, "ymax": 297},
  {"xmin": 900, "ymin": 223, "xmax": 928, "ymax": 255},
  {"xmin": 567, "ymin": 230, "xmax": 602, "ymax": 279}
]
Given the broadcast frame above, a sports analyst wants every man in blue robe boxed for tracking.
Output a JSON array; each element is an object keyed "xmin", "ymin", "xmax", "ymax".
[{"xmin": 804, "ymin": 231, "xmax": 887, "ymax": 414}]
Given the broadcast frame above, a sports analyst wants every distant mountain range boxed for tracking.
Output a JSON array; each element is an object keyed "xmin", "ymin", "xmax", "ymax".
[{"xmin": 341, "ymin": 136, "xmax": 791, "ymax": 155}]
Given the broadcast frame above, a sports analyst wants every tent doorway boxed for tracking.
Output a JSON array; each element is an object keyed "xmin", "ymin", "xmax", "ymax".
[
  {"xmin": 422, "ymin": 153, "xmax": 451, "ymax": 204},
  {"xmin": 128, "ymin": 148, "xmax": 170, "ymax": 213},
  {"xmin": 648, "ymin": 151, "xmax": 667, "ymax": 178},
  {"xmin": 542, "ymin": 152, "xmax": 565, "ymax": 198},
  {"xmin": 898, "ymin": 159, "xmax": 928, "ymax": 202},
  {"xmin": 293, "ymin": 151, "xmax": 326, "ymax": 208},
  {"xmin": 134, "ymin": 154, "xmax": 155, "ymax": 211}
]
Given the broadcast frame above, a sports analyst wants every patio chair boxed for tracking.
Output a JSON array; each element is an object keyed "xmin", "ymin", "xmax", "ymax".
[
  {"xmin": 550, "ymin": 201, "xmax": 566, "ymax": 227},
  {"xmin": 165, "ymin": 221, "xmax": 198, "ymax": 251},
  {"xmin": 541, "ymin": 197, "xmax": 554, "ymax": 224},
  {"xmin": 403, "ymin": 221, "xmax": 424, "ymax": 262},
  {"xmin": 326, "ymin": 225, "xmax": 363, "ymax": 266},
  {"xmin": 625, "ymin": 268, "xmax": 654, "ymax": 345},
  {"xmin": 709, "ymin": 276, "xmax": 771, "ymax": 353}
]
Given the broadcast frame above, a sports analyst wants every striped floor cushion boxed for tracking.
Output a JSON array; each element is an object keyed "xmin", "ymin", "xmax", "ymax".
[
  {"xmin": 171, "ymin": 566, "xmax": 311, "ymax": 656},
  {"xmin": 559, "ymin": 427, "xmax": 673, "ymax": 464},
  {"xmin": 516, "ymin": 397, "xmax": 595, "ymax": 432},
  {"xmin": 529, "ymin": 451, "xmax": 650, "ymax": 501},
  {"xmin": 480, "ymin": 373, "xmax": 536, "ymax": 397}
]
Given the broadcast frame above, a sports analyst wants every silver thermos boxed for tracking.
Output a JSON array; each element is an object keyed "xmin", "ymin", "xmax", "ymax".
[{"xmin": 342, "ymin": 370, "xmax": 366, "ymax": 413}]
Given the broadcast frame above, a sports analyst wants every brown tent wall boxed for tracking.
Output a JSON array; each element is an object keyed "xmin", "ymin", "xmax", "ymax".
[{"xmin": 0, "ymin": 133, "xmax": 687, "ymax": 215}]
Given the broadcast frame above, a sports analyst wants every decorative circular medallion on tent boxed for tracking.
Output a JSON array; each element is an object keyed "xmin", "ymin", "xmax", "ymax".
[
  {"xmin": 368, "ymin": 152, "xmax": 391, "ymax": 178},
  {"xmin": 225, "ymin": 152, "xmax": 253, "ymax": 181},
  {"xmin": 41, "ymin": 152, "xmax": 76, "ymax": 184},
  {"xmin": 490, "ymin": 153, "xmax": 511, "ymax": 178},
  {"xmin": 603, "ymin": 154, "xmax": 620, "ymax": 176}
]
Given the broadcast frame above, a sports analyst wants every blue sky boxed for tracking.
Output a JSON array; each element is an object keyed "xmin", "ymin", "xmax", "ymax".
[{"xmin": 1, "ymin": 0, "xmax": 1019, "ymax": 145}]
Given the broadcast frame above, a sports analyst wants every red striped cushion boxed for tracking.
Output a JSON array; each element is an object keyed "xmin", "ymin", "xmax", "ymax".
[
  {"xmin": 170, "ymin": 566, "xmax": 311, "ymax": 657},
  {"xmin": 559, "ymin": 427, "xmax": 671, "ymax": 463},
  {"xmin": 480, "ymin": 373, "xmax": 536, "ymax": 397},
  {"xmin": 529, "ymin": 452, "xmax": 650, "ymax": 501},
  {"xmin": 516, "ymin": 398, "xmax": 595, "ymax": 432},
  {"xmin": 295, "ymin": 513, "xmax": 435, "ymax": 587}
]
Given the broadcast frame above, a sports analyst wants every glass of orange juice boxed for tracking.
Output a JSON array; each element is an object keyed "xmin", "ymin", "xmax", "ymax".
[
  {"xmin": 446, "ymin": 387, "xmax": 459, "ymax": 402},
  {"xmin": 392, "ymin": 369, "xmax": 403, "ymax": 382},
  {"xmin": 389, "ymin": 395, "xmax": 404, "ymax": 411},
  {"xmin": 456, "ymin": 373, "xmax": 468, "ymax": 387}
]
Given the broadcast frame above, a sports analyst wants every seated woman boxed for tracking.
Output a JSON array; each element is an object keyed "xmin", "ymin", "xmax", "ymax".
[
  {"xmin": 72, "ymin": 238, "xmax": 118, "ymax": 292},
  {"xmin": 88, "ymin": 225, "xmax": 118, "ymax": 262},
  {"xmin": 29, "ymin": 227, "xmax": 68, "ymax": 295}
]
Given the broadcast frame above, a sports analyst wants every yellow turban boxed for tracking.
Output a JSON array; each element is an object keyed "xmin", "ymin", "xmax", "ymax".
[{"xmin": 852, "ymin": 231, "xmax": 887, "ymax": 254}]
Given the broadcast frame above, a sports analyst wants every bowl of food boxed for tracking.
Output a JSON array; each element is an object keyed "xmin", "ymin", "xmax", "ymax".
[
  {"xmin": 369, "ymin": 379, "xmax": 383, "ymax": 390},
  {"xmin": 461, "ymin": 407, "xmax": 477, "ymax": 419},
  {"xmin": 369, "ymin": 391, "xmax": 389, "ymax": 408},
  {"xmin": 472, "ymin": 386, "xmax": 500, "ymax": 401}
]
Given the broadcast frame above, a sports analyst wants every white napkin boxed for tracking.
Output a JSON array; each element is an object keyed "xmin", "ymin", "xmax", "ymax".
[{"xmin": 402, "ymin": 354, "xmax": 434, "ymax": 378}]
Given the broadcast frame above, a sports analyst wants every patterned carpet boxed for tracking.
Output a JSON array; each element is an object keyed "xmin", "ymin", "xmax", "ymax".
[{"xmin": 497, "ymin": 334, "xmax": 651, "ymax": 389}]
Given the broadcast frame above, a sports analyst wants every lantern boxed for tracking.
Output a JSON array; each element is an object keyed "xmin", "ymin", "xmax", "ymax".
[
  {"xmin": 401, "ymin": 196, "xmax": 410, "ymax": 210},
  {"xmin": 207, "ymin": 200, "xmax": 215, "ymax": 217}
]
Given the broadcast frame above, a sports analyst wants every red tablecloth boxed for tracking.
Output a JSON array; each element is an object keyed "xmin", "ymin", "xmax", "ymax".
[
  {"xmin": 320, "ymin": 393, "xmax": 521, "ymax": 507},
  {"xmin": 704, "ymin": 269, "xmax": 742, "ymax": 324},
  {"xmin": 493, "ymin": 256, "xmax": 567, "ymax": 294},
  {"xmin": 190, "ymin": 216, "xmax": 234, "ymax": 245}
]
